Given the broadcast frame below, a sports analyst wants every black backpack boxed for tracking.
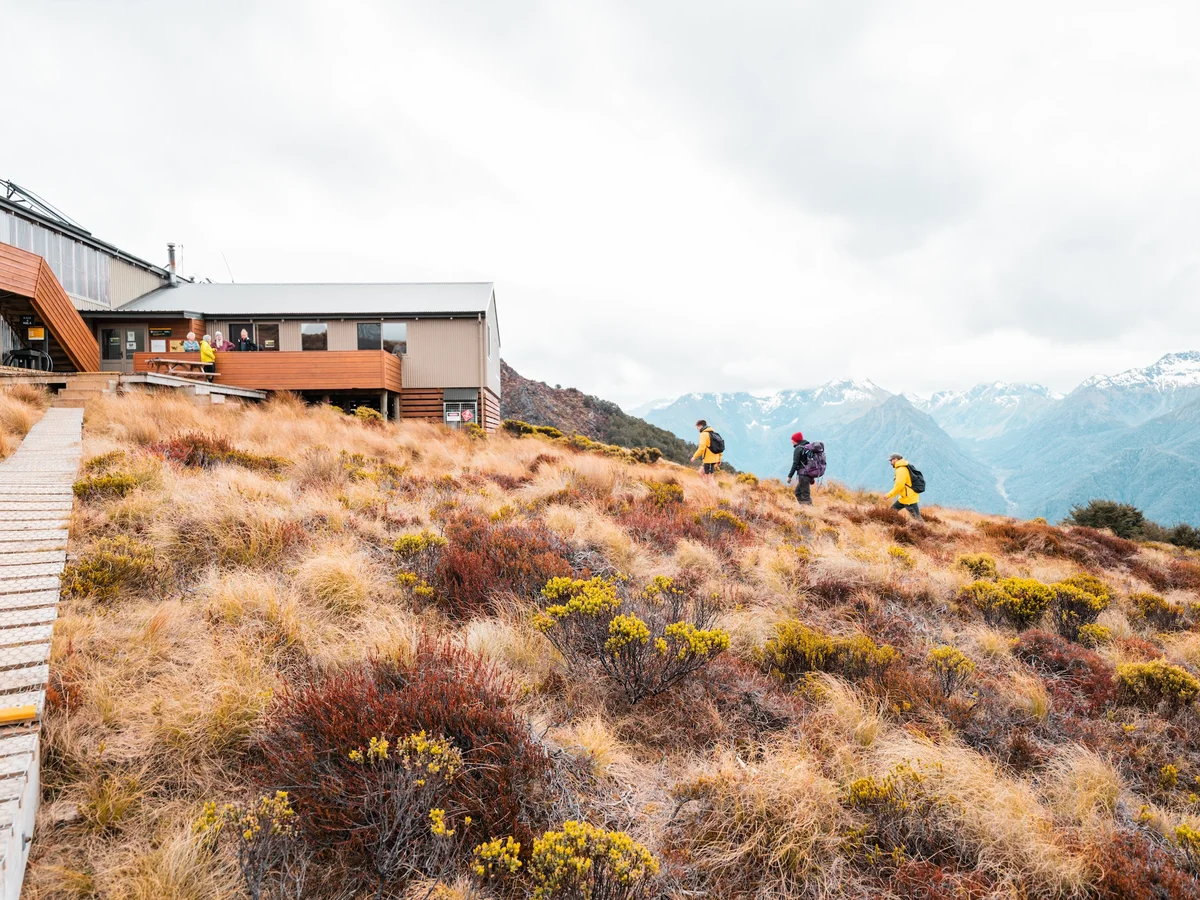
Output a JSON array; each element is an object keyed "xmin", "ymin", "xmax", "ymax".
[
  {"xmin": 905, "ymin": 464, "xmax": 926, "ymax": 494},
  {"xmin": 706, "ymin": 430, "xmax": 725, "ymax": 454}
]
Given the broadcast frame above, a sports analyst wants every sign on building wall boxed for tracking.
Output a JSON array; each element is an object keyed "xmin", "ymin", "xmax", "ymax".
[{"xmin": 27, "ymin": 327, "xmax": 44, "ymax": 341}]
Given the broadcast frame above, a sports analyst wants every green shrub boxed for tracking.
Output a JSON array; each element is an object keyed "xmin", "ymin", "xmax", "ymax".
[
  {"xmin": 927, "ymin": 646, "xmax": 975, "ymax": 698},
  {"xmin": 83, "ymin": 449, "xmax": 126, "ymax": 473},
  {"xmin": 756, "ymin": 620, "xmax": 897, "ymax": 684},
  {"xmin": 534, "ymin": 576, "xmax": 729, "ymax": 704},
  {"xmin": 736, "ymin": 472, "xmax": 759, "ymax": 487},
  {"xmin": 62, "ymin": 536, "xmax": 158, "ymax": 602},
  {"xmin": 1065, "ymin": 499, "xmax": 1146, "ymax": 539},
  {"xmin": 1116, "ymin": 660, "xmax": 1200, "ymax": 710},
  {"xmin": 955, "ymin": 553, "xmax": 998, "ymax": 581},
  {"xmin": 503, "ymin": 419, "xmax": 563, "ymax": 439},
  {"xmin": 73, "ymin": 472, "xmax": 139, "ymax": 500}
]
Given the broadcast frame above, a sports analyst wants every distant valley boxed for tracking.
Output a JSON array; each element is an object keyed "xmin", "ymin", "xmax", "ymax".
[{"xmin": 633, "ymin": 352, "xmax": 1200, "ymax": 524}]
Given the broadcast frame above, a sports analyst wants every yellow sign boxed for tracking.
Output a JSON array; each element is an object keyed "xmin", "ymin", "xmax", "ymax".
[{"xmin": 27, "ymin": 327, "xmax": 45, "ymax": 340}]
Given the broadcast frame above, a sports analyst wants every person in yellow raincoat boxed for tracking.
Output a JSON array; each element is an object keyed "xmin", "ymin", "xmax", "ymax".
[
  {"xmin": 691, "ymin": 419, "xmax": 722, "ymax": 479},
  {"xmin": 885, "ymin": 454, "xmax": 921, "ymax": 520}
]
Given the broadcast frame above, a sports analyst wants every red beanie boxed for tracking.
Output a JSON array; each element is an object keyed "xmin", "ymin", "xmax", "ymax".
[{"xmin": 791, "ymin": 432, "xmax": 804, "ymax": 443}]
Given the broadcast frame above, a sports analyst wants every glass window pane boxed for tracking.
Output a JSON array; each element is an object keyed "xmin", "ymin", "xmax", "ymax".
[
  {"xmin": 300, "ymin": 323, "xmax": 327, "ymax": 351},
  {"xmin": 101, "ymin": 328, "xmax": 123, "ymax": 361},
  {"xmin": 229, "ymin": 322, "xmax": 254, "ymax": 346},
  {"xmin": 31, "ymin": 225, "xmax": 46, "ymax": 259},
  {"xmin": 257, "ymin": 324, "xmax": 279, "ymax": 351},
  {"xmin": 381, "ymin": 321, "xmax": 406, "ymax": 355},
  {"xmin": 357, "ymin": 322, "xmax": 381, "ymax": 350},
  {"xmin": 98, "ymin": 253, "xmax": 110, "ymax": 305},
  {"xmin": 60, "ymin": 242, "xmax": 75, "ymax": 293},
  {"xmin": 14, "ymin": 217, "xmax": 32, "ymax": 250}
]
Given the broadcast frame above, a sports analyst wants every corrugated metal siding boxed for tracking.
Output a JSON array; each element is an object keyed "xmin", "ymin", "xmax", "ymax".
[
  {"xmin": 485, "ymin": 294, "xmax": 501, "ymax": 395},
  {"xmin": 327, "ymin": 320, "xmax": 357, "ymax": 351},
  {"xmin": 279, "ymin": 321, "xmax": 301, "ymax": 352},
  {"xmin": 110, "ymin": 258, "xmax": 167, "ymax": 306},
  {"xmin": 402, "ymin": 318, "xmax": 482, "ymax": 388}
]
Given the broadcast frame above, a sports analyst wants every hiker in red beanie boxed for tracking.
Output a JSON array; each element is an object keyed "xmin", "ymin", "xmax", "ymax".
[{"xmin": 785, "ymin": 431, "xmax": 825, "ymax": 506}]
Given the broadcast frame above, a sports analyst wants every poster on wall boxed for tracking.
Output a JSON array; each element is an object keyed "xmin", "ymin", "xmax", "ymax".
[
  {"xmin": 27, "ymin": 327, "xmax": 44, "ymax": 340},
  {"xmin": 150, "ymin": 340, "xmax": 167, "ymax": 353},
  {"xmin": 170, "ymin": 340, "xmax": 184, "ymax": 352}
]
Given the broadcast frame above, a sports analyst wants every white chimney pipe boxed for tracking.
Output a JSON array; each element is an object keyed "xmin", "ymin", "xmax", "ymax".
[{"xmin": 167, "ymin": 243, "xmax": 178, "ymax": 286}]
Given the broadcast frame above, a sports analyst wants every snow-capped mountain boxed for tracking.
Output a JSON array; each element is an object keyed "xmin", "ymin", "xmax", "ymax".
[
  {"xmin": 637, "ymin": 353, "xmax": 1200, "ymax": 523},
  {"xmin": 640, "ymin": 380, "xmax": 893, "ymax": 478},
  {"xmin": 919, "ymin": 382, "xmax": 1063, "ymax": 441}
]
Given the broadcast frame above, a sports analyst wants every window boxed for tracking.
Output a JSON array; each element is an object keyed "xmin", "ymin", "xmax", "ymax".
[
  {"xmin": 229, "ymin": 322, "xmax": 254, "ymax": 346},
  {"xmin": 257, "ymin": 323, "xmax": 279, "ymax": 351},
  {"xmin": 300, "ymin": 323, "xmax": 327, "ymax": 351},
  {"xmin": 101, "ymin": 328, "xmax": 123, "ymax": 361},
  {"xmin": 382, "ymin": 322, "xmax": 406, "ymax": 356},
  {"xmin": 357, "ymin": 322, "xmax": 381, "ymax": 350},
  {"xmin": 486, "ymin": 323, "xmax": 492, "ymax": 359}
]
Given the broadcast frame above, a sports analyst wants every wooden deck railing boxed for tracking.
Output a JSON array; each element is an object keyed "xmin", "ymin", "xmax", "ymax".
[{"xmin": 132, "ymin": 350, "xmax": 402, "ymax": 393}]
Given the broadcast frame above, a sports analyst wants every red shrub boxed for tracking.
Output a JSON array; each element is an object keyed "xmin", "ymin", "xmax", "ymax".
[
  {"xmin": 148, "ymin": 431, "xmax": 286, "ymax": 472},
  {"xmin": 1014, "ymin": 630, "xmax": 1116, "ymax": 712},
  {"xmin": 251, "ymin": 639, "xmax": 554, "ymax": 858},
  {"xmin": 431, "ymin": 511, "xmax": 574, "ymax": 616},
  {"xmin": 978, "ymin": 521, "xmax": 1137, "ymax": 569},
  {"xmin": 1095, "ymin": 831, "xmax": 1200, "ymax": 899},
  {"xmin": 1168, "ymin": 558, "xmax": 1200, "ymax": 592},
  {"xmin": 614, "ymin": 499, "xmax": 709, "ymax": 551},
  {"xmin": 887, "ymin": 861, "xmax": 994, "ymax": 900}
]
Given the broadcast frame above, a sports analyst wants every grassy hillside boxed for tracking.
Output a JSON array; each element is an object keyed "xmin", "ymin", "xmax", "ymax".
[
  {"xmin": 501, "ymin": 361, "xmax": 699, "ymax": 465},
  {"xmin": 31, "ymin": 391, "xmax": 1200, "ymax": 899}
]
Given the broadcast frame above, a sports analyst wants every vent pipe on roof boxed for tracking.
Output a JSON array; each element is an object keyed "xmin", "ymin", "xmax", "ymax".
[{"xmin": 167, "ymin": 243, "xmax": 178, "ymax": 286}]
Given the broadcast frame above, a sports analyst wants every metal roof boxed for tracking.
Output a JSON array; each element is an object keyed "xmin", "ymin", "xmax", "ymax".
[
  {"xmin": 114, "ymin": 281, "xmax": 496, "ymax": 317},
  {"xmin": 0, "ymin": 181, "xmax": 169, "ymax": 276}
]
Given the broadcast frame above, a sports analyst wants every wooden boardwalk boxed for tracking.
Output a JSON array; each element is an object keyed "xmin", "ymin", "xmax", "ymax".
[{"xmin": 0, "ymin": 408, "xmax": 83, "ymax": 899}]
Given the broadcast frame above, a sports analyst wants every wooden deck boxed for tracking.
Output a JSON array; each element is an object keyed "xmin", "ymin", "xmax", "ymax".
[
  {"xmin": 131, "ymin": 349, "xmax": 403, "ymax": 393},
  {"xmin": 0, "ymin": 408, "xmax": 83, "ymax": 898}
]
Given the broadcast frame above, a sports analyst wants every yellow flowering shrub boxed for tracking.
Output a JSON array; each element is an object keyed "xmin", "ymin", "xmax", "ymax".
[
  {"xmin": 887, "ymin": 545, "xmax": 916, "ymax": 569},
  {"xmin": 955, "ymin": 553, "xmax": 998, "ymax": 581},
  {"xmin": 1175, "ymin": 823, "xmax": 1200, "ymax": 866},
  {"xmin": 1076, "ymin": 623, "xmax": 1112, "ymax": 648},
  {"xmin": 736, "ymin": 472, "xmax": 759, "ymax": 486},
  {"xmin": 536, "ymin": 576, "xmax": 728, "ymax": 703},
  {"xmin": 473, "ymin": 835, "xmax": 522, "ymax": 882},
  {"xmin": 756, "ymin": 620, "xmax": 896, "ymax": 684},
  {"xmin": 527, "ymin": 821, "xmax": 658, "ymax": 900},
  {"xmin": 964, "ymin": 578, "xmax": 1054, "ymax": 630},
  {"xmin": 1128, "ymin": 592, "xmax": 1188, "ymax": 631},
  {"xmin": 341, "ymin": 731, "xmax": 469, "ymax": 891},
  {"xmin": 645, "ymin": 480, "xmax": 684, "ymax": 508},
  {"xmin": 927, "ymin": 646, "xmax": 975, "ymax": 698},
  {"xmin": 195, "ymin": 792, "xmax": 305, "ymax": 898},
  {"xmin": 1051, "ymin": 580, "xmax": 1110, "ymax": 641},
  {"xmin": 696, "ymin": 507, "xmax": 749, "ymax": 536},
  {"xmin": 843, "ymin": 763, "xmax": 940, "ymax": 862},
  {"xmin": 1116, "ymin": 660, "xmax": 1200, "ymax": 711},
  {"xmin": 393, "ymin": 529, "xmax": 448, "ymax": 593}
]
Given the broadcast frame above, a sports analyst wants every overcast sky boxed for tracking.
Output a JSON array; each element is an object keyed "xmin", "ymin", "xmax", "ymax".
[{"xmin": 5, "ymin": 1, "xmax": 1199, "ymax": 406}]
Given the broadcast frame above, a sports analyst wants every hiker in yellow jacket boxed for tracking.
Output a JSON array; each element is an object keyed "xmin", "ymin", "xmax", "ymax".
[
  {"xmin": 885, "ymin": 454, "xmax": 921, "ymax": 520},
  {"xmin": 199, "ymin": 334, "xmax": 216, "ymax": 383},
  {"xmin": 691, "ymin": 419, "xmax": 722, "ymax": 479}
]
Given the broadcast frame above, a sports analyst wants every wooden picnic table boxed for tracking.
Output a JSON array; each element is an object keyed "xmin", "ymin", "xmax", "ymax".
[{"xmin": 145, "ymin": 358, "xmax": 219, "ymax": 379}]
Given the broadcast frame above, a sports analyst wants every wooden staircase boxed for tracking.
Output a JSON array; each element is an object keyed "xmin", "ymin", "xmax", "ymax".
[{"xmin": 48, "ymin": 374, "xmax": 118, "ymax": 409}]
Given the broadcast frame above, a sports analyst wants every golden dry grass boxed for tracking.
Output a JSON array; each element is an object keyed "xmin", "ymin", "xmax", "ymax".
[{"xmin": 31, "ymin": 390, "xmax": 1200, "ymax": 899}]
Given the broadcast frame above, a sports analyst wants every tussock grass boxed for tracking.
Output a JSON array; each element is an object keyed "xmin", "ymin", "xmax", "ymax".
[
  {"xmin": 870, "ymin": 735, "xmax": 1097, "ymax": 894},
  {"xmin": 37, "ymin": 390, "xmax": 1200, "ymax": 897}
]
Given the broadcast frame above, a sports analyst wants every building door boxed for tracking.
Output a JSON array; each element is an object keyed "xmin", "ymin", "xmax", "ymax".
[{"xmin": 99, "ymin": 325, "xmax": 146, "ymax": 373}]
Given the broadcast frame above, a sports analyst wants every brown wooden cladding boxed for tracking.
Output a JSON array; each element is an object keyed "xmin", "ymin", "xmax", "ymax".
[
  {"xmin": 132, "ymin": 350, "xmax": 402, "ymax": 393},
  {"xmin": 0, "ymin": 242, "xmax": 99, "ymax": 371},
  {"xmin": 401, "ymin": 388, "xmax": 443, "ymax": 421},
  {"xmin": 482, "ymin": 388, "xmax": 501, "ymax": 433}
]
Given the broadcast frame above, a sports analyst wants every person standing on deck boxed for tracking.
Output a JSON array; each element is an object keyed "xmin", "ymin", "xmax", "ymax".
[{"xmin": 199, "ymin": 334, "xmax": 216, "ymax": 383}]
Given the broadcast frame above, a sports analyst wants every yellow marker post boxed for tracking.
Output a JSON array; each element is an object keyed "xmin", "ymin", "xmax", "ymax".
[{"xmin": 0, "ymin": 706, "xmax": 36, "ymax": 725}]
